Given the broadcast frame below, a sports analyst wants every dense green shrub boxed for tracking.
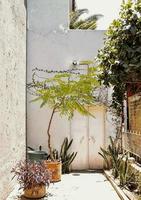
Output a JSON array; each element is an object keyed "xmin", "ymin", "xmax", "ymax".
[{"xmin": 98, "ymin": 0, "xmax": 141, "ymax": 115}]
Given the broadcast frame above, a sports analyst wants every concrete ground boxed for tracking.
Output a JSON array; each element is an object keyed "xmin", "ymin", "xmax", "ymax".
[{"xmin": 7, "ymin": 172, "xmax": 120, "ymax": 200}]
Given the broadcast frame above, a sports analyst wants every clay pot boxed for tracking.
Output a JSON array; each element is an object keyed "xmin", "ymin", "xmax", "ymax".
[
  {"xmin": 23, "ymin": 185, "xmax": 46, "ymax": 199},
  {"xmin": 44, "ymin": 160, "xmax": 62, "ymax": 182}
]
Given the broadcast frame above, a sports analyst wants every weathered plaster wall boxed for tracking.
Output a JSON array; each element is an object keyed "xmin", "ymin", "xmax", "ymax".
[
  {"xmin": 0, "ymin": 1, "xmax": 26, "ymax": 199},
  {"xmin": 27, "ymin": 0, "xmax": 116, "ymax": 169}
]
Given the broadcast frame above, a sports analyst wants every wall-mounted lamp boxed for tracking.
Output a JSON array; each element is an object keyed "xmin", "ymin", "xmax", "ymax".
[
  {"xmin": 72, "ymin": 60, "xmax": 79, "ymax": 66},
  {"xmin": 72, "ymin": 60, "xmax": 93, "ymax": 66}
]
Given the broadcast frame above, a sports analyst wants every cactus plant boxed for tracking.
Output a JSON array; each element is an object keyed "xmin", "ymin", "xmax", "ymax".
[
  {"xmin": 119, "ymin": 155, "xmax": 129, "ymax": 187},
  {"xmin": 119, "ymin": 156, "xmax": 138, "ymax": 189}
]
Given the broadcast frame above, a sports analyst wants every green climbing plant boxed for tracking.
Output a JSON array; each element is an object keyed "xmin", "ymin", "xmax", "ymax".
[{"xmin": 97, "ymin": 0, "xmax": 141, "ymax": 115}]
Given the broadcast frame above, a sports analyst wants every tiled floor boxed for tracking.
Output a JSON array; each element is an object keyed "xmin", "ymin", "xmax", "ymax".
[{"xmin": 7, "ymin": 172, "xmax": 120, "ymax": 200}]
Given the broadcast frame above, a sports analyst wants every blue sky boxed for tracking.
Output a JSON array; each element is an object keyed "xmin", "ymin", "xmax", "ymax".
[{"xmin": 76, "ymin": 0, "xmax": 123, "ymax": 30}]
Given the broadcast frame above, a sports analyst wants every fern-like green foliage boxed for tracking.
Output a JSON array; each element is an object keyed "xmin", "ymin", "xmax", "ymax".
[
  {"xmin": 30, "ymin": 67, "xmax": 99, "ymax": 120},
  {"xmin": 70, "ymin": 9, "xmax": 103, "ymax": 30}
]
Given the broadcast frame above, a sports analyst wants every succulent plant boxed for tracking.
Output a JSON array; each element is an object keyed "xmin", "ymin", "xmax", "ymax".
[
  {"xmin": 49, "ymin": 137, "xmax": 77, "ymax": 173},
  {"xmin": 99, "ymin": 136, "xmax": 124, "ymax": 178},
  {"xmin": 60, "ymin": 137, "xmax": 77, "ymax": 174}
]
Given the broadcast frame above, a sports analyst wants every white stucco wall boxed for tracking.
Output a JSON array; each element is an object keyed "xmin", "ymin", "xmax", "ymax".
[
  {"xmin": 27, "ymin": 0, "xmax": 115, "ymax": 169},
  {"xmin": 0, "ymin": 1, "xmax": 26, "ymax": 199}
]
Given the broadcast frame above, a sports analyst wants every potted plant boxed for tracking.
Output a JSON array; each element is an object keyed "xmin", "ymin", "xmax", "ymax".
[
  {"xmin": 29, "ymin": 66, "xmax": 99, "ymax": 182},
  {"xmin": 51, "ymin": 137, "xmax": 77, "ymax": 174},
  {"xmin": 11, "ymin": 161, "xmax": 50, "ymax": 199}
]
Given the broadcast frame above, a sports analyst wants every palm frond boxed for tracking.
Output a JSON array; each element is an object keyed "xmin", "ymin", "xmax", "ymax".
[
  {"xmin": 70, "ymin": 9, "xmax": 89, "ymax": 28},
  {"xmin": 86, "ymin": 14, "xmax": 103, "ymax": 22},
  {"xmin": 70, "ymin": 9, "xmax": 103, "ymax": 30}
]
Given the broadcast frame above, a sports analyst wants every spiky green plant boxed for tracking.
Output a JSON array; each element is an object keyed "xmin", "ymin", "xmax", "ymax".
[
  {"xmin": 119, "ymin": 155, "xmax": 129, "ymax": 187},
  {"xmin": 99, "ymin": 136, "xmax": 121, "ymax": 178},
  {"xmin": 119, "ymin": 157, "xmax": 139, "ymax": 189},
  {"xmin": 70, "ymin": 9, "xmax": 103, "ymax": 30},
  {"xmin": 99, "ymin": 137, "xmax": 140, "ymax": 191},
  {"xmin": 60, "ymin": 137, "xmax": 77, "ymax": 174},
  {"xmin": 108, "ymin": 137, "xmax": 122, "ymax": 178},
  {"xmin": 99, "ymin": 147, "xmax": 111, "ymax": 169},
  {"xmin": 49, "ymin": 137, "xmax": 77, "ymax": 173}
]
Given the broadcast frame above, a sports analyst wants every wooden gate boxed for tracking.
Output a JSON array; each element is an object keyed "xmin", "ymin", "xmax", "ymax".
[{"xmin": 70, "ymin": 105, "xmax": 106, "ymax": 170}]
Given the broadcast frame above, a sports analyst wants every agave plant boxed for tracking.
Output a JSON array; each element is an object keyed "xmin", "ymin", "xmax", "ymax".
[
  {"xmin": 99, "ymin": 136, "xmax": 140, "ymax": 193},
  {"xmin": 70, "ymin": 9, "xmax": 103, "ymax": 30},
  {"xmin": 99, "ymin": 136, "xmax": 122, "ymax": 178},
  {"xmin": 50, "ymin": 137, "xmax": 77, "ymax": 174},
  {"xmin": 60, "ymin": 137, "xmax": 77, "ymax": 174},
  {"xmin": 99, "ymin": 147, "xmax": 111, "ymax": 169}
]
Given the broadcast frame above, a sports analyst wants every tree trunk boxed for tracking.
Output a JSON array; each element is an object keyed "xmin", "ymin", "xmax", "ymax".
[{"xmin": 47, "ymin": 107, "xmax": 56, "ymax": 160}]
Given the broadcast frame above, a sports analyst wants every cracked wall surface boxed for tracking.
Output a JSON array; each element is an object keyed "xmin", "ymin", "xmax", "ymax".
[{"xmin": 0, "ymin": 0, "xmax": 26, "ymax": 199}]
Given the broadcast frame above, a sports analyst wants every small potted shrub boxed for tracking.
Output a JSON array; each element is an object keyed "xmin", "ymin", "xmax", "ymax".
[
  {"xmin": 11, "ymin": 161, "xmax": 50, "ymax": 199},
  {"xmin": 28, "ymin": 66, "xmax": 99, "ymax": 182}
]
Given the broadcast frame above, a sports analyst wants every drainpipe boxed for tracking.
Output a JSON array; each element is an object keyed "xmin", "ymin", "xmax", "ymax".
[
  {"xmin": 25, "ymin": 0, "xmax": 27, "ymax": 160},
  {"xmin": 24, "ymin": 0, "xmax": 27, "ymax": 9},
  {"xmin": 72, "ymin": 0, "xmax": 76, "ymax": 11},
  {"xmin": 103, "ymin": 105, "xmax": 107, "ymax": 169}
]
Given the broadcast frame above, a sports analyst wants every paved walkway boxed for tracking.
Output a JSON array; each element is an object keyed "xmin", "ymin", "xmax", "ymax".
[{"xmin": 7, "ymin": 172, "xmax": 120, "ymax": 200}]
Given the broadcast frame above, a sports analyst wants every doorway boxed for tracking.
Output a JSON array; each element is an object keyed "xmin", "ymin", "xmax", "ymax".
[{"xmin": 70, "ymin": 105, "xmax": 106, "ymax": 170}]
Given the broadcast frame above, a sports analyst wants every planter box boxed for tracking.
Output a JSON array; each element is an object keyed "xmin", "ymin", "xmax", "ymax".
[{"xmin": 104, "ymin": 170, "xmax": 139, "ymax": 200}]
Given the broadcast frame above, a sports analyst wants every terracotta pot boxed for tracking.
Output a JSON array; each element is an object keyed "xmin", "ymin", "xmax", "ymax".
[
  {"xmin": 23, "ymin": 185, "xmax": 46, "ymax": 199},
  {"xmin": 44, "ymin": 160, "xmax": 62, "ymax": 182}
]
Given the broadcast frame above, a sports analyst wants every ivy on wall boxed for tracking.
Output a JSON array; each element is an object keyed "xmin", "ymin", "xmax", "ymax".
[{"xmin": 97, "ymin": 0, "xmax": 141, "ymax": 115}]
